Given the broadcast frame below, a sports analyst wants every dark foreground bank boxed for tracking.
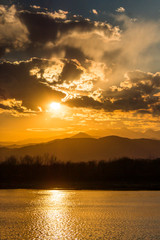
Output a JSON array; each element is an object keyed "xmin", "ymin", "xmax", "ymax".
[{"xmin": 1, "ymin": 156, "xmax": 160, "ymax": 190}]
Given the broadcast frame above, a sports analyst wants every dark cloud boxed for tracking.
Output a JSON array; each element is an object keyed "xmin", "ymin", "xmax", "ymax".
[
  {"xmin": 0, "ymin": 101, "xmax": 26, "ymax": 113},
  {"xmin": 64, "ymin": 46, "xmax": 87, "ymax": 62},
  {"xmin": 0, "ymin": 5, "xmax": 29, "ymax": 57},
  {"xmin": 17, "ymin": 10, "xmax": 115, "ymax": 60},
  {"xmin": 0, "ymin": 56, "xmax": 160, "ymax": 116},
  {"xmin": 66, "ymin": 96, "xmax": 103, "ymax": 109},
  {"xmin": 19, "ymin": 10, "xmax": 100, "ymax": 42},
  {"xmin": 0, "ymin": 5, "xmax": 160, "ymax": 118},
  {"xmin": 0, "ymin": 58, "xmax": 65, "ymax": 111},
  {"xmin": 65, "ymin": 70, "xmax": 160, "ymax": 115},
  {"xmin": 19, "ymin": 11, "xmax": 59, "ymax": 44},
  {"xmin": 65, "ymin": 95, "xmax": 149, "ymax": 112},
  {"xmin": 0, "ymin": 8, "xmax": 115, "ymax": 60},
  {"xmin": 59, "ymin": 60, "xmax": 83, "ymax": 83}
]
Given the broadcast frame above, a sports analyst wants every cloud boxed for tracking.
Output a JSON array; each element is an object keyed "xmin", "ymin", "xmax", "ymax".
[
  {"xmin": 30, "ymin": 58, "xmax": 106, "ymax": 102},
  {"xmin": 1, "ymin": 58, "xmax": 159, "ymax": 117},
  {"xmin": 0, "ymin": 58, "xmax": 65, "ymax": 112},
  {"xmin": 0, "ymin": 59, "xmax": 160, "ymax": 132},
  {"xmin": 27, "ymin": 128, "xmax": 66, "ymax": 132},
  {"xmin": 0, "ymin": 5, "xmax": 160, "ymax": 119},
  {"xmin": 50, "ymin": 10, "xmax": 68, "ymax": 19},
  {"xmin": 116, "ymin": 7, "xmax": 125, "ymax": 13},
  {"xmin": 59, "ymin": 60, "xmax": 83, "ymax": 83},
  {"xmin": 0, "ymin": 8, "xmax": 117, "ymax": 61},
  {"xmin": 30, "ymin": 5, "xmax": 41, "ymax": 9},
  {"xmin": 0, "ymin": 5, "xmax": 29, "ymax": 56},
  {"xmin": 92, "ymin": 9, "xmax": 98, "ymax": 15},
  {"xmin": 65, "ymin": 70, "xmax": 160, "ymax": 115},
  {"xmin": 0, "ymin": 56, "xmax": 109, "ymax": 115},
  {"xmin": 0, "ymin": 98, "xmax": 32, "ymax": 115},
  {"xmin": 55, "ymin": 21, "xmax": 120, "ymax": 62},
  {"xmin": 65, "ymin": 96, "xmax": 102, "ymax": 109},
  {"xmin": 1, "ymin": 5, "xmax": 160, "ymax": 76},
  {"xmin": 18, "ymin": 10, "xmax": 116, "ymax": 45},
  {"xmin": 64, "ymin": 46, "xmax": 86, "ymax": 62}
]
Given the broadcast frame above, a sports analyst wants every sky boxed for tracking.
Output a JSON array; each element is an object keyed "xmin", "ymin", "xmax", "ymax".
[{"xmin": 1, "ymin": 0, "xmax": 160, "ymax": 142}]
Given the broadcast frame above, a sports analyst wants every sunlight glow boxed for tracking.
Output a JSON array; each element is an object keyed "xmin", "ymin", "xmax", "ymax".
[{"xmin": 49, "ymin": 102, "xmax": 61, "ymax": 111}]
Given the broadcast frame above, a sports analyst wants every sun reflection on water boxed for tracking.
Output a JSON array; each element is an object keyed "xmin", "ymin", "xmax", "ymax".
[
  {"xmin": 1, "ymin": 190, "xmax": 160, "ymax": 239},
  {"xmin": 49, "ymin": 190, "xmax": 66, "ymax": 203},
  {"xmin": 40, "ymin": 190, "xmax": 73, "ymax": 239}
]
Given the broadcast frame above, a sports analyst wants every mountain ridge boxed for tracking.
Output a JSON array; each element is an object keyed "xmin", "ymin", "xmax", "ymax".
[{"xmin": 0, "ymin": 135, "xmax": 160, "ymax": 162}]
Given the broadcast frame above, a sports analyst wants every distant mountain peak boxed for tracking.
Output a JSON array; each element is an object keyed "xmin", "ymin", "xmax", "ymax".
[
  {"xmin": 100, "ymin": 135, "xmax": 129, "ymax": 140},
  {"xmin": 71, "ymin": 132, "xmax": 93, "ymax": 139}
]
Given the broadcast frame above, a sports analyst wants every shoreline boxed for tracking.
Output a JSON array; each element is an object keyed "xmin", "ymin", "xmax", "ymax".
[{"xmin": 1, "ymin": 182, "xmax": 160, "ymax": 190}]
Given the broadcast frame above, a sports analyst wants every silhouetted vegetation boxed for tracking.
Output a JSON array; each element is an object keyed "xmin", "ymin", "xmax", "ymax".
[{"xmin": 1, "ymin": 155, "xmax": 160, "ymax": 189}]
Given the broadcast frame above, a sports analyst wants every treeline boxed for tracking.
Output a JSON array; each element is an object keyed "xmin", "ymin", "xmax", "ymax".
[{"xmin": 1, "ymin": 155, "xmax": 160, "ymax": 189}]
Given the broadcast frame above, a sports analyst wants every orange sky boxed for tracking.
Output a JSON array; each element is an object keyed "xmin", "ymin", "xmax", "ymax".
[{"xmin": 0, "ymin": 5, "xmax": 160, "ymax": 142}]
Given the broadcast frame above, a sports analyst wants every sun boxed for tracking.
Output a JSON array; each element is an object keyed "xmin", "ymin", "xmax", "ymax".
[{"xmin": 49, "ymin": 102, "xmax": 61, "ymax": 111}]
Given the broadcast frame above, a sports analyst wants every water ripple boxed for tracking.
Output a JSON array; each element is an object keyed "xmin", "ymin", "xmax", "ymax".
[{"xmin": 0, "ymin": 190, "xmax": 160, "ymax": 239}]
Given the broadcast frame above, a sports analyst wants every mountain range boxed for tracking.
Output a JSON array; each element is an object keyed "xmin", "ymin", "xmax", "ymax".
[{"xmin": 0, "ymin": 133, "xmax": 160, "ymax": 162}]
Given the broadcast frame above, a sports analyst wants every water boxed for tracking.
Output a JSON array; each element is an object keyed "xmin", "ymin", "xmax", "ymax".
[{"xmin": 0, "ymin": 190, "xmax": 160, "ymax": 240}]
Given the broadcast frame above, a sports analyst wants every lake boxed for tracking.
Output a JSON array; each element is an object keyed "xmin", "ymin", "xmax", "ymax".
[{"xmin": 0, "ymin": 190, "xmax": 160, "ymax": 239}]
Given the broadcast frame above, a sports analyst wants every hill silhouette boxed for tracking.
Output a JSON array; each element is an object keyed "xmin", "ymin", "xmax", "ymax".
[{"xmin": 0, "ymin": 135, "xmax": 160, "ymax": 162}]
